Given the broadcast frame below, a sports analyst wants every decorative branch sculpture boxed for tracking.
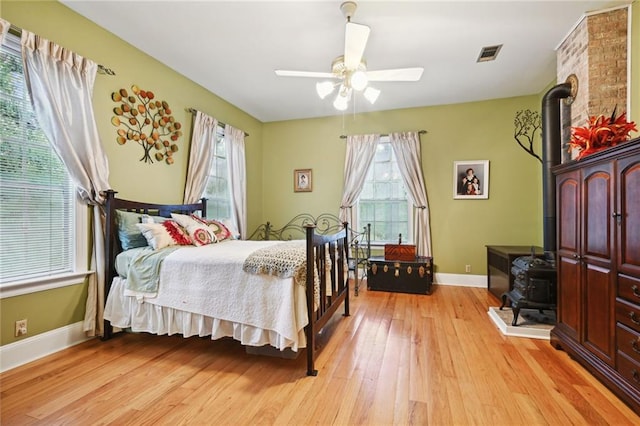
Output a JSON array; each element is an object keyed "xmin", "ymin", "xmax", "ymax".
[{"xmin": 513, "ymin": 109, "xmax": 542, "ymax": 163}]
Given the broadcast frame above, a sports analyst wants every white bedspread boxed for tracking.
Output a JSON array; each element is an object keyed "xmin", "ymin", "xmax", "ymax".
[{"xmin": 104, "ymin": 240, "xmax": 309, "ymax": 350}]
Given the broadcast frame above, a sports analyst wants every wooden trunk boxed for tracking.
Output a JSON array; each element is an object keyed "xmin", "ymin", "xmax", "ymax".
[
  {"xmin": 368, "ymin": 256, "xmax": 433, "ymax": 295},
  {"xmin": 384, "ymin": 244, "xmax": 416, "ymax": 262}
]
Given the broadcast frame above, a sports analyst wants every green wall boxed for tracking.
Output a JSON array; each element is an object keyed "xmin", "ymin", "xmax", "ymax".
[
  {"xmin": 1, "ymin": 285, "xmax": 87, "ymax": 345},
  {"xmin": 1, "ymin": 0, "xmax": 638, "ymax": 346},
  {"xmin": 262, "ymin": 96, "xmax": 544, "ymax": 275}
]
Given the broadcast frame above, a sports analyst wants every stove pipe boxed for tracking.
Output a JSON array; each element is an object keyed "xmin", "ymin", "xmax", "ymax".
[{"xmin": 541, "ymin": 82, "xmax": 572, "ymax": 263}]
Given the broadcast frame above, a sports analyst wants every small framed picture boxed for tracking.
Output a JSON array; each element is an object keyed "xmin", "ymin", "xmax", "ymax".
[
  {"xmin": 294, "ymin": 169, "xmax": 312, "ymax": 192},
  {"xmin": 453, "ymin": 160, "xmax": 489, "ymax": 199}
]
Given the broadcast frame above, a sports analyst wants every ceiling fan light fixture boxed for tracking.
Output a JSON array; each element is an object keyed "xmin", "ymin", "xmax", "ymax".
[
  {"xmin": 333, "ymin": 86, "xmax": 351, "ymax": 110},
  {"xmin": 350, "ymin": 70, "xmax": 368, "ymax": 91},
  {"xmin": 333, "ymin": 95, "xmax": 349, "ymax": 111},
  {"xmin": 364, "ymin": 86, "xmax": 380, "ymax": 104},
  {"xmin": 275, "ymin": 1, "xmax": 421, "ymax": 114},
  {"xmin": 316, "ymin": 81, "xmax": 335, "ymax": 99}
]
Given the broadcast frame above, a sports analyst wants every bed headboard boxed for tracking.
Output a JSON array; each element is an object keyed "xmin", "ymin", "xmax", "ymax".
[{"xmin": 103, "ymin": 190, "xmax": 206, "ymax": 313}]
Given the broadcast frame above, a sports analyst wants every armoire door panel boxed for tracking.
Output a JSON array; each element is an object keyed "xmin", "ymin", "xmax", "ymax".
[
  {"xmin": 557, "ymin": 172, "xmax": 580, "ymax": 254},
  {"xmin": 557, "ymin": 256, "xmax": 581, "ymax": 338},
  {"xmin": 583, "ymin": 263, "xmax": 615, "ymax": 365},
  {"xmin": 583, "ymin": 167, "xmax": 613, "ymax": 261},
  {"xmin": 618, "ymin": 156, "xmax": 640, "ymax": 276}
]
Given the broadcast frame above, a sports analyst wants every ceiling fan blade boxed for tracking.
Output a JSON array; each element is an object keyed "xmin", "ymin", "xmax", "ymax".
[
  {"xmin": 366, "ymin": 67, "xmax": 424, "ymax": 82},
  {"xmin": 344, "ymin": 22, "xmax": 370, "ymax": 70},
  {"xmin": 275, "ymin": 70, "xmax": 337, "ymax": 79}
]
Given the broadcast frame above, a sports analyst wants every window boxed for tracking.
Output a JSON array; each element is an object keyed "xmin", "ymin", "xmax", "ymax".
[
  {"xmin": 358, "ymin": 138, "xmax": 412, "ymax": 244},
  {"xmin": 202, "ymin": 126, "xmax": 231, "ymax": 220},
  {"xmin": 0, "ymin": 33, "xmax": 87, "ymax": 296}
]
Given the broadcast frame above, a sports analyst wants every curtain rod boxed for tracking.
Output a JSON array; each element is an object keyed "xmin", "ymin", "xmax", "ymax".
[
  {"xmin": 186, "ymin": 108, "xmax": 249, "ymax": 137},
  {"xmin": 339, "ymin": 130, "xmax": 427, "ymax": 139},
  {"xmin": 8, "ymin": 24, "xmax": 116, "ymax": 76}
]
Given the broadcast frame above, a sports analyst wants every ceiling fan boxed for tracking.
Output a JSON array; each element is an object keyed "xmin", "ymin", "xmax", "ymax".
[{"xmin": 275, "ymin": 1, "xmax": 424, "ymax": 111}]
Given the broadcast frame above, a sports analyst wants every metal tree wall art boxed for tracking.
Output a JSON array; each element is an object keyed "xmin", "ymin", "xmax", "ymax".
[
  {"xmin": 111, "ymin": 85, "xmax": 182, "ymax": 165},
  {"xmin": 513, "ymin": 109, "xmax": 542, "ymax": 163}
]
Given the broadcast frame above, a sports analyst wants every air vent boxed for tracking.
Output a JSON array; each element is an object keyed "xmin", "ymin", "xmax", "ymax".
[{"xmin": 477, "ymin": 44, "xmax": 503, "ymax": 62}]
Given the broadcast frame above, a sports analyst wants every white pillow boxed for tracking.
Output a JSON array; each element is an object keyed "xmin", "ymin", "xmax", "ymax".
[{"xmin": 136, "ymin": 221, "xmax": 192, "ymax": 250}]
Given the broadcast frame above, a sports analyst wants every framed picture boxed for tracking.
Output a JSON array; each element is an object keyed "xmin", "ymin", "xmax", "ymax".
[
  {"xmin": 453, "ymin": 160, "xmax": 489, "ymax": 199},
  {"xmin": 294, "ymin": 168, "xmax": 312, "ymax": 192}
]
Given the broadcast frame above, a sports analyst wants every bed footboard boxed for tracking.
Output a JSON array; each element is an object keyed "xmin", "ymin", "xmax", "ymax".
[{"xmin": 305, "ymin": 224, "xmax": 349, "ymax": 376}]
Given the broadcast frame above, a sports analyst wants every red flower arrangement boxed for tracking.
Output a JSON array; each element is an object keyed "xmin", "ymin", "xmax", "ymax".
[{"xmin": 569, "ymin": 108, "xmax": 637, "ymax": 160}]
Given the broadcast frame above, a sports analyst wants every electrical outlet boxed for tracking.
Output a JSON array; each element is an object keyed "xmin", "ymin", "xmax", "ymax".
[
  {"xmin": 15, "ymin": 319, "xmax": 27, "ymax": 337},
  {"xmin": 465, "ymin": 264, "xmax": 471, "ymax": 273}
]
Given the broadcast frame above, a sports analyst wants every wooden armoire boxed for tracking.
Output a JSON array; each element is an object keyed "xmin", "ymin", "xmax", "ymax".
[{"xmin": 551, "ymin": 137, "xmax": 640, "ymax": 413}]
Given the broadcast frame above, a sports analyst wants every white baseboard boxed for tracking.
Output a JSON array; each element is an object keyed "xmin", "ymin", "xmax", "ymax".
[
  {"xmin": 434, "ymin": 272, "xmax": 486, "ymax": 288},
  {"xmin": 0, "ymin": 321, "xmax": 91, "ymax": 373}
]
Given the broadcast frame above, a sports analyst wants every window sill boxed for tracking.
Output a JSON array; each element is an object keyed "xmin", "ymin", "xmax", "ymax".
[{"xmin": 0, "ymin": 271, "xmax": 93, "ymax": 299}]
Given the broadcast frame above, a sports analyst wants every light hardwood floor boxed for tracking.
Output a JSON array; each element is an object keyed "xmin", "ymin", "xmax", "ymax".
[{"xmin": 1, "ymin": 283, "xmax": 639, "ymax": 425}]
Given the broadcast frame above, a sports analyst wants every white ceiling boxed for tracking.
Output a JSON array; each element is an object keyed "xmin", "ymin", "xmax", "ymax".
[{"xmin": 61, "ymin": 0, "xmax": 624, "ymax": 123}]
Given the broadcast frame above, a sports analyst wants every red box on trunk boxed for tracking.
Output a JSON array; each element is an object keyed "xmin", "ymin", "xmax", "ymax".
[{"xmin": 384, "ymin": 244, "xmax": 416, "ymax": 262}]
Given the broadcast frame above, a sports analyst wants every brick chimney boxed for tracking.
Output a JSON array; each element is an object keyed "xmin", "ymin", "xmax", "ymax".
[{"xmin": 556, "ymin": 6, "xmax": 629, "ymax": 160}]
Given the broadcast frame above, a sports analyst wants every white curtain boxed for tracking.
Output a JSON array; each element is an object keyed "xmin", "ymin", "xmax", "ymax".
[
  {"xmin": 339, "ymin": 134, "xmax": 379, "ymax": 230},
  {"xmin": 225, "ymin": 125, "xmax": 247, "ymax": 239},
  {"xmin": 0, "ymin": 18, "xmax": 10, "ymax": 45},
  {"xmin": 21, "ymin": 31, "xmax": 111, "ymax": 337},
  {"xmin": 389, "ymin": 132, "xmax": 432, "ymax": 257},
  {"xmin": 184, "ymin": 111, "xmax": 218, "ymax": 204}
]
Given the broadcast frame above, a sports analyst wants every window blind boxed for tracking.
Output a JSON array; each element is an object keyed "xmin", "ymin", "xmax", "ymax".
[
  {"xmin": 0, "ymin": 33, "xmax": 75, "ymax": 284},
  {"xmin": 358, "ymin": 138, "xmax": 411, "ymax": 243},
  {"xmin": 203, "ymin": 126, "xmax": 231, "ymax": 220}
]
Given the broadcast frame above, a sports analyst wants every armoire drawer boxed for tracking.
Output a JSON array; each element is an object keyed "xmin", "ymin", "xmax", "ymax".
[
  {"xmin": 616, "ymin": 298, "xmax": 640, "ymax": 332},
  {"xmin": 618, "ymin": 274, "xmax": 640, "ymax": 305},
  {"xmin": 617, "ymin": 323, "xmax": 640, "ymax": 365},
  {"xmin": 617, "ymin": 352, "xmax": 640, "ymax": 392}
]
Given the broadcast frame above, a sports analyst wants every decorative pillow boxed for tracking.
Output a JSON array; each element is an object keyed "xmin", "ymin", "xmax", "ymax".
[
  {"xmin": 116, "ymin": 210, "xmax": 150, "ymax": 250},
  {"xmin": 171, "ymin": 213, "xmax": 217, "ymax": 246},
  {"xmin": 222, "ymin": 219, "xmax": 240, "ymax": 240},
  {"xmin": 193, "ymin": 216, "xmax": 233, "ymax": 242},
  {"xmin": 116, "ymin": 210, "xmax": 170, "ymax": 250},
  {"xmin": 136, "ymin": 220, "xmax": 192, "ymax": 250}
]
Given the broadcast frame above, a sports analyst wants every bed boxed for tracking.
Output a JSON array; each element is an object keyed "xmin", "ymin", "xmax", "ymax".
[{"xmin": 101, "ymin": 190, "xmax": 351, "ymax": 376}]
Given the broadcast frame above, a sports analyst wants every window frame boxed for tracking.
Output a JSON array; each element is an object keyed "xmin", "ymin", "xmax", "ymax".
[
  {"xmin": 0, "ymin": 32, "xmax": 90, "ymax": 299},
  {"xmin": 201, "ymin": 124, "xmax": 232, "ymax": 222},
  {"xmin": 357, "ymin": 136, "xmax": 413, "ymax": 246}
]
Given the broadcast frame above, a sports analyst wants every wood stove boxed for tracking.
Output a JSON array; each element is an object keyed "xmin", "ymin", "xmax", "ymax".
[{"xmin": 499, "ymin": 250, "xmax": 556, "ymax": 326}]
